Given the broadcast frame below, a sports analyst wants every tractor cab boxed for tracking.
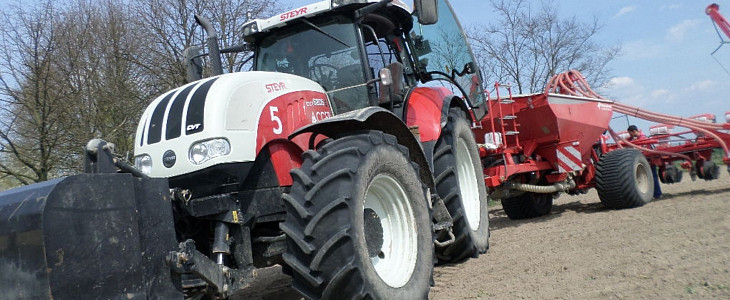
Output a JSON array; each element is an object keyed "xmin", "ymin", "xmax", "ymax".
[{"xmin": 243, "ymin": 0, "xmax": 486, "ymax": 117}]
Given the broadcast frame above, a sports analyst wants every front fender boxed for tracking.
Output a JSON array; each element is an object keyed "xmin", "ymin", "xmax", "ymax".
[
  {"xmin": 290, "ymin": 107, "xmax": 434, "ymax": 187},
  {"xmin": 405, "ymin": 87, "xmax": 471, "ymax": 142}
]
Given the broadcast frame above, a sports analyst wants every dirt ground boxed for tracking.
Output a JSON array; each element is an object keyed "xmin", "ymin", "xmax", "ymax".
[{"xmin": 235, "ymin": 173, "xmax": 730, "ymax": 299}]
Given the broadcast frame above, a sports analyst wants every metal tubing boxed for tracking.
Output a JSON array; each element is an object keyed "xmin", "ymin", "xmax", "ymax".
[
  {"xmin": 509, "ymin": 180, "xmax": 575, "ymax": 194},
  {"xmin": 194, "ymin": 15, "xmax": 224, "ymax": 76},
  {"xmin": 212, "ymin": 222, "xmax": 230, "ymax": 264}
]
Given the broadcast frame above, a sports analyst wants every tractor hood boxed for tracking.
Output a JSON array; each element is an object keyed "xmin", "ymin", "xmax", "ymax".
[{"xmin": 134, "ymin": 71, "xmax": 331, "ymax": 178}]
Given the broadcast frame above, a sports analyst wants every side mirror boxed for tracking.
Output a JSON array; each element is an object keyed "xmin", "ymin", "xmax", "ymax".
[
  {"xmin": 462, "ymin": 62, "xmax": 476, "ymax": 75},
  {"xmin": 414, "ymin": 0, "xmax": 438, "ymax": 25}
]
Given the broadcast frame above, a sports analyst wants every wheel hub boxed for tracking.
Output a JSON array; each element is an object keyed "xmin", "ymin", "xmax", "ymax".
[
  {"xmin": 364, "ymin": 174, "xmax": 417, "ymax": 288},
  {"xmin": 363, "ymin": 208, "xmax": 384, "ymax": 258}
]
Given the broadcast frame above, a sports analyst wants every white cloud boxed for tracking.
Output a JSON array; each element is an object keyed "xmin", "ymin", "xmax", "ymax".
[
  {"xmin": 621, "ymin": 40, "xmax": 664, "ymax": 60},
  {"xmin": 612, "ymin": 5, "xmax": 637, "ymax": 19},
  {"xmin": 659, "ymin": 4, "xmax": 684, "ymax": 11},
  {"xmin": 602, "ymin": 76, "xmax": 649, "ymax": 104},
  {"xmin": 650, "ymin": 89, "xmax": 670, "ymax": 98},
  {"xmin": 684, "ymin": 80, "xmax": 717, "ymax": 92},
  {"xmin": 607, "ymin": 76, "xmax": 635, "ymax": 88},
  {"xmin": 603, "ymin": 79, "xmax": 680, "ymax": 107},
  {"xmin": 666, "ymin": 19, "xmax": 702, "ymax": 42}
]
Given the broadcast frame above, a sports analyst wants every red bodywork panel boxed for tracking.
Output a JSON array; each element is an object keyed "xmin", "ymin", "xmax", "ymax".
[
  {"xmin": 406, "ymin": 87, "xmax": 451, "ymax": 142},
  {"xmin": 256, "ymin": 90, "xmax": 331, "ymax": 186}
]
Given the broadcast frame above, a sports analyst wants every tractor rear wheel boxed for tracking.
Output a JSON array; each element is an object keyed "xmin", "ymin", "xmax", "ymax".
[
  {"xmin": 433, "ymin": 108, "xmax": 490, "ymax": 263},
  {"xmin": 501, "ymin": 192, "xmax": 553, "ymax": 219},
  {"xmin": 596, "ymin": 148, "xmax": 653, "ymax": 209},
  {"xmin": 281, "ymin": 131, "xmax": 433, "ymax": 299}
]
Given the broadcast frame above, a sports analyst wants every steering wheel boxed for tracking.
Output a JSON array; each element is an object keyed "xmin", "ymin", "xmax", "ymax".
[{"xmin": 309, "ymin": 63, "xmax": 338, "ymax": 90}]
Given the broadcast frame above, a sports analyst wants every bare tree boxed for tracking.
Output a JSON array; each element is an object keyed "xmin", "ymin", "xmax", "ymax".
[
  {"xmin": 469, "ymin": 0, "xmax": 620, "ymax": 94},
  {"xmin": 55, "ymin": 0, "xmax": 154, "ymax": 158},
  {"xmin": 131, "ymin": 0, "xmax": 283, "ymax": 90},
  {"xmin": 0, "ymin": 1, "xmax": 72, "ymax": 184}
]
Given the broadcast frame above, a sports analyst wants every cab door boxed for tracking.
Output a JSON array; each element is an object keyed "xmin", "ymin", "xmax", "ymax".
[{"xmin": 409, "ymin": 0, "xmax": 487, "ymax": 119}]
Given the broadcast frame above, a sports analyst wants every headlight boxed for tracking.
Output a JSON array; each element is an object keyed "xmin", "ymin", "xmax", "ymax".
[
  {"xmin": 134, "ymin": 154, "xmax": 153, "ymax": 175},
  {"xmin": 189, "ymin": 138, "xmax": 231, "ymax": 165}
]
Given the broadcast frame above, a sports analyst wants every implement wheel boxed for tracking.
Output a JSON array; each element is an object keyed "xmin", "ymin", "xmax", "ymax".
[
  {"xmin": 697, "ymin": 160, "xmax": 720, "ymax": 180},
  {"xmin": 596, "ymin": 149, "xmax": 653, "ymax": 209},
  {"xmin": 433, "ymin": 108, "xmax": 490, "ymax": 263},
  {"xmin": 501, "ymin": 192, "xmax": 553, "ymax": 220},
  {"xmin": 659, "ymin": 165, "xmax": 682, "ymax": 184},
  {"xmin": 281, "ymin": 131, "xmax": 432, "ymax": 299}
]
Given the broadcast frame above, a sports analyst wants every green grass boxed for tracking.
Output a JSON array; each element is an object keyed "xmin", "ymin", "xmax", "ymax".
[{"xmin": 712, "ymin": 148, "xmax": 725, "ymax": 165}]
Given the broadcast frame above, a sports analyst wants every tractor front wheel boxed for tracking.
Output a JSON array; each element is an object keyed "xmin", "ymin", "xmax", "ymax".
[
  {"xmin": 596, "ymin": 149, "xmax": 653, "ymax": 209},
  {"xmin": 281, "ymin": 131, "xmax": 433, "ymax": 299}
]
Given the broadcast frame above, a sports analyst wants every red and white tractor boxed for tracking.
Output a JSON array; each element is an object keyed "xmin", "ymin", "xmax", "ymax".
[{"xmin": 0, "ymin": 1, "xmax": 491, "ymax": 299}]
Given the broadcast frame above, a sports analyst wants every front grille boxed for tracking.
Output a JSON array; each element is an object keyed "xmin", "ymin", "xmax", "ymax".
[{"xmin": 144, "ymin": 77, "xmax": 219, "ymax": 145}]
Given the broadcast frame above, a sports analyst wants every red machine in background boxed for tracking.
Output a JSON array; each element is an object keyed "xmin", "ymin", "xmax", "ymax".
[
  {"xmin": 611, "ymin": 118, "xmax": 728, "ymax": 185},
  {"xmin": 475, "ymin": 70, "xmax": 730, "ymax": 220},
  {"xmin": 707, "ymin": 3, "xmax": 730, "ymax": 55}
]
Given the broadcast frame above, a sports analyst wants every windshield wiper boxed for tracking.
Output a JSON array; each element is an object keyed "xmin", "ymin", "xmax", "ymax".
[{"xmin": 300, "ymin": 19, "xmax": 350, "ymax": 48}]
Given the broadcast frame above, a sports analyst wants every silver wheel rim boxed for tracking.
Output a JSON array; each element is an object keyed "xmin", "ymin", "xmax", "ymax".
[
  {"xmin": 364, "ymin": 174, "xmax": 417, "ymax": 288},
  {"xmin": 456, "ymin": 137, "xmax": 481, "ymax": 230},
  {"xmin": 635, "ymin": 162, "xmax": 650, "ymax": 194}
]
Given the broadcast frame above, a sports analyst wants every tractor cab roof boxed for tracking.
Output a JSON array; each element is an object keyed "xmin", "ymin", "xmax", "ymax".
[{"xmin": 242, "ymin": 0, "xmax": 412, "ymax": 42}]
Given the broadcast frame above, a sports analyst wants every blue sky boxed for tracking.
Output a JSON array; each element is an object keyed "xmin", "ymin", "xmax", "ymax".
[{"xmin": 287, "ymin": 0, "xmax": 730, "ymax": 133}]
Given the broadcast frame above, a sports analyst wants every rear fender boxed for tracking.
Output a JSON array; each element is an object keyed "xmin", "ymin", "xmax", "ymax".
[
  {"xmin": 290, "ymin": 107, "xmax": 434, "ymax": 187},
  {"xmin": 405, "ymin": 87, "xmax": 471, "ymax": 143}
]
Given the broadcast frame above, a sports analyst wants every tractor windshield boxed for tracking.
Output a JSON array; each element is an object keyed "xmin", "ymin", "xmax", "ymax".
[
  {"xmin": 410, "ymin": 0, "xmax": 486, "ymax": 118},
  {"xmin": 256, "ymin": 16, "xmax": 369, "ymax": 114}
]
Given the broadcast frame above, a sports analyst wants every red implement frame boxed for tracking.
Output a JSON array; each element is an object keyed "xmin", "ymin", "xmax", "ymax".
[{"xmin": 476, "ymin": 70, "xmax": 730, "ymax": 194}]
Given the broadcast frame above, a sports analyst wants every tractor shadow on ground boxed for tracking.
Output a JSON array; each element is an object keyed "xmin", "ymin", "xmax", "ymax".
[
  {"xmin": 652, "ymin": 185, "xmax": 730, "ymax": 202},
  {"xmin": 488, "ymin": 200, "xmax": 609, "ymax": 231},
  {"xmin": 489, "ymin": 185, "xmax": 730, "ymax": 231}
]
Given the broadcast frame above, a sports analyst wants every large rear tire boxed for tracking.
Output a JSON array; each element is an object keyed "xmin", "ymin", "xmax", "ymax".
[
  {"xmin": 433, "ymin": 108, "xmax": 490, "ymax": 263},
  {"xmin": 596, "ymin": 149, "xmax": 653, "ymax": 209},
  {"xmin": 501, "ymin": 192, "xmax": 553, "ymax": 220},
  {"xmin": 281, "ymin": 131, "xmax": 433, "ymax": 299}
]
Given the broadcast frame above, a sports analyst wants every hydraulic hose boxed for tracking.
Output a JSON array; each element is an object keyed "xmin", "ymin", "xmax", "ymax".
[{"xmin": 509, "ymin": 180, "xmax": 576, "ymax": 194}]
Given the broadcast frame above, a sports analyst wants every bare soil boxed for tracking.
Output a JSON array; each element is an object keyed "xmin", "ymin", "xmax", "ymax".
[{"xmin": 235, "ymin": 173, "xmax": 730, "ymax": 299}]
